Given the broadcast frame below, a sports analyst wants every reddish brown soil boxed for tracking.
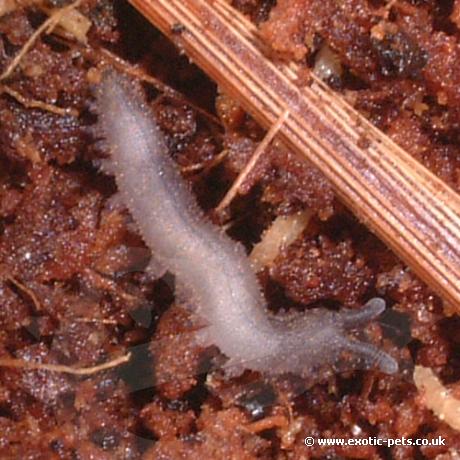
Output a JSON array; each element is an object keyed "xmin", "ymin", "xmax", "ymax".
[{"xmin": 0, "ymin": 0, "xmax": 459, "ymax": 458}]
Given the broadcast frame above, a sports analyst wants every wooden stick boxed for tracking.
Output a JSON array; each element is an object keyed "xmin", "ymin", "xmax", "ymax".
[{"xmin": 129, "ymin": 0, "xmax": 460, "ymax": 309}]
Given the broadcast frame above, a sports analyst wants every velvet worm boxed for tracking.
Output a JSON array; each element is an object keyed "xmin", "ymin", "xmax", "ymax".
[{"xmin": 95, "ymin": 71, "xmax": 398, "ymax": 377}]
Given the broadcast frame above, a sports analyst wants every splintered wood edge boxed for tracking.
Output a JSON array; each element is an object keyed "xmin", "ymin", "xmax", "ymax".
[{"xmin": 128, "ymin": 0, "xmax": 460, "ymax": 310}]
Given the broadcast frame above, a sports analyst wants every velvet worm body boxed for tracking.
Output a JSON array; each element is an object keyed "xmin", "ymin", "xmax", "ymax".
[{"xmin": 95, "ymin": 71, "xmax": 398, "ymax": 377}]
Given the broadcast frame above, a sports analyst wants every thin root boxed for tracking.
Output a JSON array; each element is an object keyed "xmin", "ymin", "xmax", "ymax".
[
  {"xmin": 74, "ymin": 317, "xmax": 119, "ymax": 325},
  {"xmin": 98, "ymin": 48, "xmax": 222, "ymax": 127},
  {"xmin": 6, "ymin": 275, "xmax": 42, "ymax": 311},
  {"xmin": 180, "ymin": 148, "xmax": 229, "ymax": 174},
  {"xmin": 215, "ymin": 109, "xmax": 289, "ymax": 213},
  {"xmin": 0, "ymin": 352, "xmax": 131, "ymax": 375},
  {"xmin": 1, "ymin": 84, "xmax": 79, "ymax": 117},
  {"xmin": 0, "ymin": 0, "xmax": 84, "ymax": 81}
]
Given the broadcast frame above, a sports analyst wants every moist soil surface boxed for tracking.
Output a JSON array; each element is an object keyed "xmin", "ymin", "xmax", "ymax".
[{"xmin": 0, "ymin": 1, "xmax": 459, "ymax": 458}]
